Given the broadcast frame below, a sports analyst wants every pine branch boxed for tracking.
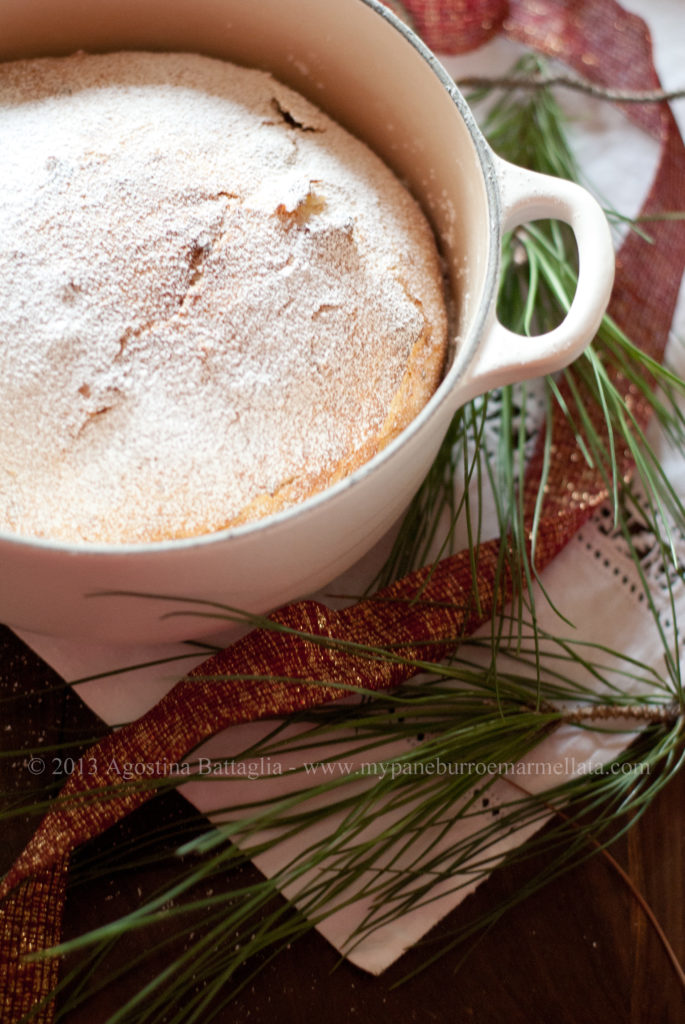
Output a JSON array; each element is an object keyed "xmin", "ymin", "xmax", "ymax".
[{"xmin": 458, "ymin": 70, "xmax": 685, "ymax": 105}]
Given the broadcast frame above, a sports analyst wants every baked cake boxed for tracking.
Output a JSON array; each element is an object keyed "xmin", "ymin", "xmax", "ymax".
[{"xmin": 0, "ymin": 51, "xmax": 448, "ymax": 542}]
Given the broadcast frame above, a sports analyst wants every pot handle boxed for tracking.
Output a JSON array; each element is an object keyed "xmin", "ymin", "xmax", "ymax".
[{"xmin": 459, "ymin": 156, "xmax": 615, "ymax": 400}]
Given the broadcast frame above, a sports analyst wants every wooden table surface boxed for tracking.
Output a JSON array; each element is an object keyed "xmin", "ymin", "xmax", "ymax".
[{"xmin": 2, "ymin": 623, "xmax": 683, "ymax": 1023}]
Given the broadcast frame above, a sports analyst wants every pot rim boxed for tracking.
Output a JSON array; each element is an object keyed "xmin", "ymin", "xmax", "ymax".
[{"xmin": 0, "ymin": 0, "xmax": 502, "ymax": 557}]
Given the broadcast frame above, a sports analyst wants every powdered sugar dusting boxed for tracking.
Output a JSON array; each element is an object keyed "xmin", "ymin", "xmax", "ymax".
[{"xmin": 0, "ymin": 52, "xmax": 448, "ymax": 542}]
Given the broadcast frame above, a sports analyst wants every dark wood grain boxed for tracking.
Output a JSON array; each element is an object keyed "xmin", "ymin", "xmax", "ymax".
[{"xmin": 1, "ymin": 625, "xmax": 683, "ymax": 1023}]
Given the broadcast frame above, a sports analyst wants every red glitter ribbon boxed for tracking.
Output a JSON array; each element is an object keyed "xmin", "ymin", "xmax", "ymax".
[{"xmin": 2, "ymin": 2, "xmax": 685, "ymax": 1021}]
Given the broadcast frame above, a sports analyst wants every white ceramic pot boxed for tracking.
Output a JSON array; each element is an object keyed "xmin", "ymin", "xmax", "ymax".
[{"xmin": 0, "ymin": 0, "xmax": 615, "ymax": 644}]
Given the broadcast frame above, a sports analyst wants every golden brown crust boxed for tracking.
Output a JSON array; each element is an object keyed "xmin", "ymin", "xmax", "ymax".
[
  {"xmin": 0, "ymin": 52, "xmax": 448, "ymax": 543},
  {"xmin": 215, "ymin": 320, "xmax": 444, "ymax": 534}
]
